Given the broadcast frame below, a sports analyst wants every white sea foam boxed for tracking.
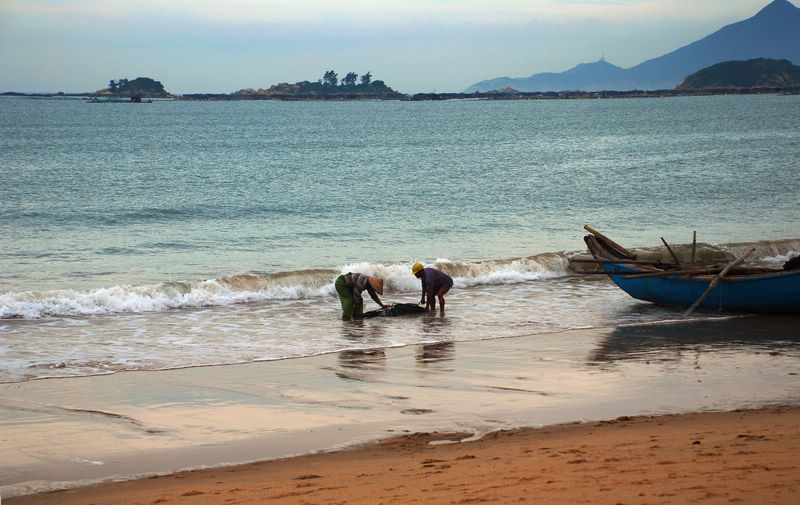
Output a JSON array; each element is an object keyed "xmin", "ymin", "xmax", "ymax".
[
  {"xmin": 761, "ymin": 250, "xmax": 799, "ymax": 267},
  {"xmin": 1, "ymin": 254, "xmax": 572, "ymax": 319}
]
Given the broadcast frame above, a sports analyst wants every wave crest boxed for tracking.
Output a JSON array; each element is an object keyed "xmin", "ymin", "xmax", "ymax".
[{"xmin": 3, "ymin": 239, "xmax": 796, "ymax": 319}]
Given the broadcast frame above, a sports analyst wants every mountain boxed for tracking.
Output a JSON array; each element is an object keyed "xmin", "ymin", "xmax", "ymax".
[
  {"xmin": 469, "ymin": 58, "xmax": 630, "ymax": 93},
  {"xmin": 465, "ymin": 0, "xmax": 800, "ymax": 92},
  {"xmin": 625, "ymin": 0, "xmax": 800, "ymax": 89},
  {"xmin": 676, "ymin": 58, "xmax": 800, "ymax": 89}
]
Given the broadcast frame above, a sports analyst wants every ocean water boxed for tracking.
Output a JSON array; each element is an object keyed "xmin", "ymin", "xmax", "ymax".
[{"xmin": 2, "ymin": 94, "xmax": 800, "ymax": 383}]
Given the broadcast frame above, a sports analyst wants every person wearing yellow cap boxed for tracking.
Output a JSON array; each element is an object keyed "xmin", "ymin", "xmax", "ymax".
[
  {"xmin": 412, "ymin": 263, "xmax": 453, "ymax": 314},
  {"xmin": 335, "ymin": 272, "xmax": 388, "ymax": 320}
]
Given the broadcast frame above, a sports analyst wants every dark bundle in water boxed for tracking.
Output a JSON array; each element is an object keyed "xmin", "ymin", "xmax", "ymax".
[
  {"xmin": 362, "ymin": 303, "xmax": 427, "ymax": 318},
  {"xmin": 784, "ymin": 255, "xmax": 800, "ymax": 271}
]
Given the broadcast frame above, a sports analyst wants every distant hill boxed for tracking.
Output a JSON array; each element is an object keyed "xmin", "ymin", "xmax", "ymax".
[
  {"xmin": 677, "ymin": 58, "xmax": 800, "ymax": 89},
  {"xmin": 121, "ymin": 77, "xmax": 167, "ymax": 96},
  {"xmin": 465, "ymin": 0, "xmax": 800, "ymax": 92},
  {"xmin": 181, "ymin": 72, "xmax": 404, "ymax": 100},
  {"xmin": 230, "ymin": 79, "xmax": 400, "ymax": 98},
  {"xmin": 119, "ymin": 77, "xmax": 169, "ymax": 98},
  {"xmin": 98, "ymin": 77, "xmax": 170, "ymax": 98},
  {"xmin": 469, "ymin": 58, "xmax": 630, "ymax": 94}
]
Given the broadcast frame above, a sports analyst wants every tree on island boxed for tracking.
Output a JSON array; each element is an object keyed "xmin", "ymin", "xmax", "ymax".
[
  {"xmin": 320, "ymin": 70, "xmax": 387, "ymax": 90},
  {"xmin": 227, "ymin": 70, "xmax": 401, "ymax": 99},
  {"xmin": 342, "ymin": 72, "xmax": 358, "ymax": 87},
  {"xmin": 323, "ymin": 70, "xmax": 338, "ymax": 87},
  {"xmin": 108, "ymin": 78, "xmax": 129, "ymax": 93}
]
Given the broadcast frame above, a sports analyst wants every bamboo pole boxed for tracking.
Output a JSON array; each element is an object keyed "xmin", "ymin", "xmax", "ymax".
[
  {"xmin": 568, "ymin": 258, "xmax": 663, "ymax": 265},
  {"xmin": 690, "ymin": 231, "xmax": 697, "ymax": 264},
  {"xmin": 683, "ymin": 248, "xmax": 755, "ymax": 317},
  {"xmin": 623, "ymin": 266, "xmax": 777, "ymax": 279},
  {"xmin": 661, "ymin": 237, "xmax": 682, "ymax": 268},
  {"xmin": 583, "ymin": 225, "xmax": 636, "ymax": 258},
  {"xmin": 623, "ymin": 267, "xmax": 721, "ymax": 279}
]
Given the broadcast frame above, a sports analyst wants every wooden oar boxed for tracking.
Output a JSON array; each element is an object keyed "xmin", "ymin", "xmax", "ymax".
[{"xmin": 683, "ymin": 248, "xmax": 755, "ymax": 317}]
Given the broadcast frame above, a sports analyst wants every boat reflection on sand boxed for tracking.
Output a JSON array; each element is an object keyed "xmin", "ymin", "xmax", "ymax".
[{"xmin": 589, "ymin": 315, "xmax": 800, "ymax": 364}]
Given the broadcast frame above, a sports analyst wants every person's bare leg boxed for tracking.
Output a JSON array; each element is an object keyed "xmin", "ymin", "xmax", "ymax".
[{"xmin": 436, "ymin": 286, "xmax": 450, "ymax": 314}]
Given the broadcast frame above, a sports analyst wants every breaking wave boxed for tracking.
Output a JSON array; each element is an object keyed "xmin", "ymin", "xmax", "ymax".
[
  {"xmin": 0, "ymin": 253, "xmax": 571, "ymax": 319},
  {"xmin": 3, "ymin": 237, "xmax": 798, "ymax": 320}
]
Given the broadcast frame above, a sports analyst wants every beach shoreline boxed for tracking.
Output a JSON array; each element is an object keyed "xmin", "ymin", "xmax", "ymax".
[{"xmin": 7, "ymin": 406, "xmax": 800, "ymax": 504}]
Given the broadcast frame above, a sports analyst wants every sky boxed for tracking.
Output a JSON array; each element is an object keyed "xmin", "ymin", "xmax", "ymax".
[{"xmin": 0, "ymin": 0, "xmax": 779, "ymax": 94}]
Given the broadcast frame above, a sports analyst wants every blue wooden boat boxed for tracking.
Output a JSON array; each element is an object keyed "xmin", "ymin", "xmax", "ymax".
[{"xmin": 582, "ymin": 229, "xmax": 800, "ymax": 314}]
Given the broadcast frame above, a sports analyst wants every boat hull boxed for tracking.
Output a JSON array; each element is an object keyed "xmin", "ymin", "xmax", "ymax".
[{"xmin": 601, "ymin": 263, "xmax": 800, "ymax": 314}]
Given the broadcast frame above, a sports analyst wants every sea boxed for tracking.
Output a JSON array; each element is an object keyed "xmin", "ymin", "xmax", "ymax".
[{"xmin": 2, "ymin": 94, "xmax": 800, "ymax": 384}]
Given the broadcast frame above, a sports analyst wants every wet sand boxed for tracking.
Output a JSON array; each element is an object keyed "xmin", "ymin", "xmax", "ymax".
[
  {"xmin": 2, "ymin": 317, "xmax": 799, "ymax": 501},
  {"xmin": 9, "ymin": 407, "xmax": 800, "ymax": 504}
]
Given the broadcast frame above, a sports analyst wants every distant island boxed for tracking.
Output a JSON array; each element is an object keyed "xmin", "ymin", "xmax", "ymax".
[
  {"xmin": 1, "ymin": 76, "xmax": 172, "ymax": 100},
  {"xmin": 3, "ymin": 63, "xmax": 798, "ymax": 102},
  {"xmin": 677, "ymin": 58, "xmax": 800, "ymax": 90}
]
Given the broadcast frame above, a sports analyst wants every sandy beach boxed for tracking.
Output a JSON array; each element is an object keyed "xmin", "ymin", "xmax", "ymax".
[{"xmin": 8, "ymin": 406, "xmax": 800, "ymax": 504}]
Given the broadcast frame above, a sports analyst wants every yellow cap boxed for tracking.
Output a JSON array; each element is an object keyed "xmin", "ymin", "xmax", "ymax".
[{"xmin": 411, "ymin": 263, "xmax": 424, "ymax": 275}]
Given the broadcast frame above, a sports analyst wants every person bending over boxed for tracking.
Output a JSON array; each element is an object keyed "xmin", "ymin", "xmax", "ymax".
[
  {"xmin": 411, "ymin": 263, "xmax": 453, "ymax": 314},
  {"xmin": 335, "ymin": 272, "xmax": 387, "ymax": 320}
]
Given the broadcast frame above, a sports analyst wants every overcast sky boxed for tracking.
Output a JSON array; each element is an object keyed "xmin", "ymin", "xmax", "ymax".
[{"xmin": 0, "ymin": 0, "xmax": 779, "ymax": 94}]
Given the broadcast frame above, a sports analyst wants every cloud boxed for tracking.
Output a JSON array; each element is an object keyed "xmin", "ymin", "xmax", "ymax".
[{"xmin": 5, "ymin": 0, "xmax": 765, "ymax": 24}]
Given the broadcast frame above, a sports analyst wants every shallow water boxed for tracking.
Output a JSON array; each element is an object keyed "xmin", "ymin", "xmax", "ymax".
[{"xmin": 1, "ymin": 94, "xmax": 799, "ymax": 383}]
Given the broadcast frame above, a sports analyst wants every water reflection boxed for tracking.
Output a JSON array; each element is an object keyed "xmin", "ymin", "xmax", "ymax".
[
  {"xmin": 419, "ymin": 312, "xmax": 453, "ymax": 338},
  {"xmin": 337, "ymin": 349, "xmax": 387, "ymax": 369},
  {"xmin": 589, "ymin": 315, "xmax": 800, "ymax": 364},
  {"xmin": 339, "ymin": 318, "xmax": 385, "ymax": 343},
  {"xmin": 334, "ymin": 320, "xmax": 388, "ymax": 380},
  {"xmin": 415, "ymin": 342, "xmax": 455, "ymax": 367}
]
